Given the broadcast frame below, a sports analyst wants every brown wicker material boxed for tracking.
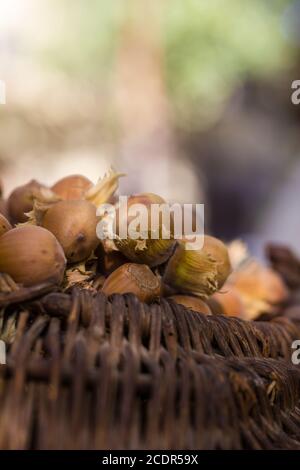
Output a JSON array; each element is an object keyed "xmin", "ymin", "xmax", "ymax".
[{"xmin": 1, "ymin": 284, "xmax": 300, "ymax": 450}]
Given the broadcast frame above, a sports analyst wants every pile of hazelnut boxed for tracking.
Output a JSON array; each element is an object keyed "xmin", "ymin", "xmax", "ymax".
[{"xmin": 0, "ymin": 173, "xmax": 288, "ymax": 320}]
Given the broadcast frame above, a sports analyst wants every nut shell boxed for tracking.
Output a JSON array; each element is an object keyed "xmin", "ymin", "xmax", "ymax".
[
  {"xmin": 210, "ymin": 287, "xmax": 246, "ymax": 318},
  {"xmin": 102, "ymin": 263, "xmax": 161, "ymax": 303},
  {"xmin": 202, "ymin": 235, "xmax": 232, "ymax": 289},
  {"xmin": 96, "ymin": 242, "xmax": 128, "ymax": 275},
  {"xmin": 0, "ymin": 225, "xmax": 66, "ymax": 286},
  {"xmin": 0, "ymin": 214, "xmax": 12, "ymax": 236},
  {"xmin": 115, "ymin": 193, "xmax": 175, "ymax": 267},
  {"xmin": 42, "ymin": 200, "xmax": 99, "ymax": 263},
  {"xmin": 169, "ymin": 295, "xmax": 211, "ymax": 315},
  {"xmin": 0, "ymin": 199, "xmax": 8, "ymax": 218},
  {"xmin": 163, "ymin": 236, "xmax": 231, "ymax": 298},
  {"xmin": 8, "ymin": 180, "xmax": 48, "ymax": 223},
  {"xmin": 228, "ymin": 261, "xmax": 288, "ymax": 305},
  {"xmin": 52, "ymin": 175, "xmax": 93, "ymax": 201}
]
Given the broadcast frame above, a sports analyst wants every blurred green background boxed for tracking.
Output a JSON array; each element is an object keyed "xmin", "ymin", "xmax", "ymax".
[{"xmin": 1, "ymin": 0, "xmax": 300, "ymax": 254}]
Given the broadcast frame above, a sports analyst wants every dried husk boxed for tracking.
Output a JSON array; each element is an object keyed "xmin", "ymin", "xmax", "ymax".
[
  {"xmin": 228, "ymin": 259, "xmax": 289, "ymax": 304},
  {"xmin": 163, "ymin": 242, "xmax": 218, "ymax": 298},
  {"xmin": 0, "ymin": 313, "xmax": 18, "ymax": 344},
  {"xmin": 227, "ymin": 259, "xmax": 289, "ymax": 320},
  {"xmin": 116, "ymin": 237, "xmax": 176, "ymax": 268},
  {"xmin": 113, "ymin": 193, "xmax": 176, "ymax": 267},
  {"xmin": 8, "ymin": 180, "xmax": 41, "ymax": 223},
  {"xmin": 202, "ymin": 235, "xmax": 232, "ymax": 289},
  {"xmin": 163, "ymin": 236, "xmax": 231, "ymax": 298},
  {"xmin": 64, "ymin": 258, "xmax": 98, "ymax": 290},
  {"xmin": 227, "ymin": 239, "xmax": 250, "ymax": 270},
  {"xmin": 85, "ymin": 168, "xmax": 124, "ymax": 207},
  {"xmin": 8, "ymin": 180, "xmax": 60, "ymax": 224},
  {"xmin": 96, "ymin": 242, "xmax": 128, "ymax": 275}
]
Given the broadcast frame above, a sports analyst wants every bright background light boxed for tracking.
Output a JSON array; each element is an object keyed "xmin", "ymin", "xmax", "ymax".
[
  {"xmin": 0, "ymin": 0, "xmax": 31, "ymax": 31},
  {"xmin": 0, "ymin": 0, "xmax": 299, "ymax": 255}
]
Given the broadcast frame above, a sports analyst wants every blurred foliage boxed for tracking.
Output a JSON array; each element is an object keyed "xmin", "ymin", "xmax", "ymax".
[
  {"xmin": 36, "ymin": 0, "xmax": 295, "ymax": 129},
  {"xmin": 37, "ymin": 0, "xmax": 124, "ymax": 80},
  {"xmin": 163, "ymin": 0, "xmax": 295, "ymax": 127}
]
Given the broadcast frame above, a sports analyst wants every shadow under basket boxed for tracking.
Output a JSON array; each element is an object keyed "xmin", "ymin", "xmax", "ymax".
[{"xmin": 1, "ymin": 284, "xmax": 300, "ymax": 450}]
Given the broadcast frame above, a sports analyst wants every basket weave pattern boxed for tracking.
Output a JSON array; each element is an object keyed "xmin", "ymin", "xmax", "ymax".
[{"xmin": 1, "ymin": 286, "xmax": 300, "ymax": 450}]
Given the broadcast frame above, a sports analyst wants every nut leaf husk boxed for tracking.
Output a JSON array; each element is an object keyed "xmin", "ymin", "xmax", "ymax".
[
  {"xmin": 113, "ymin": 193, "xmax": 176, "ymax": 267},
  {"xmin": 226, "ymin": 258, "xmax": 289, "ymax": 320},
  {"xmin": 23, "ymin": 199, "xmax": 57, "ymax": 227},
  {"xmin": 202, "ymin": 235, "xmax": 232, "ymax": 289},
  {"xmin": 96, "ymin": 241, "xmax": 128, "ymax": 275},
  {"xmin": 163, "ymin": 236, "xmax": 231, "ymax": 298},
  {"xmin": 0, "ymin": 272, "xmax": 19, "ymax": 293},
  {"xmin": 0, "ymin": 313, "xmax": 17, "ymax": 344},
  {"xmin": 227, "ymin": 239, "xmax": 250, "ymax": 270},
  {"xmin": 116, "ymin": 237, "xmax": 176, "ymax": 268},
  {"xmin": 85, "ymin": 168, "xmax": 124, "ymax": 207},
  {"xmin": 7, "ymin": 180, "xmax": 60, "ymax": 224},
  {"xmin": 0, "ymin": 225, "xmax": 66, "ymax": 286},
  {"xmin": 41, "ymin": 200, "xmax": 99, "ymax": 263},
  {"xmin": 228, "ymin": 259, "xmax": 289, "ymax": 305},
  {"xmin": 163, "ymin": 241, "xmax": 219, "ymax": 298},
  {"xmin": 102, "ymin": 263, "xmax": 161, "ymax": 303},
  {"xmin": 64, "ymin": 258, "xmax": 97, "ymax": 290}
]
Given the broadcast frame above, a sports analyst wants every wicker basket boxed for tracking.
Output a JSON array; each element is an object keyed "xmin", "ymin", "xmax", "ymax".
[{"xmin": 1, "ymin": 244, "xmax": 300, "ymax": 449}]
